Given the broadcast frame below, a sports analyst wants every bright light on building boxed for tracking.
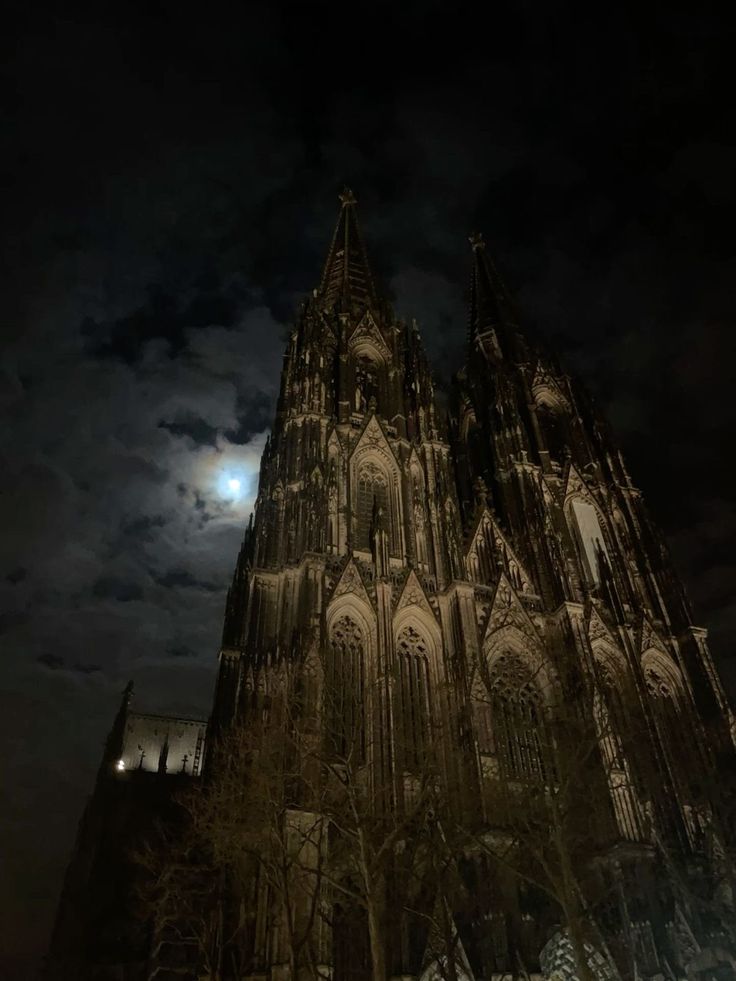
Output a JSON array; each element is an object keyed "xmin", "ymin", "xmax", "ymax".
[{"xmin": 116, "ymin": 759, "xmax": 125, "ymax": 772}]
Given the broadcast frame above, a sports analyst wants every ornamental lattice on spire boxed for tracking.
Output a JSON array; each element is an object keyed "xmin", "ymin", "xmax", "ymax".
[
  {"xmin": 318, "ymin": 187, "xmax": 379, "ymax": 311},
  {"xmin": 468, "ymin": 229, "xmax": 519, "ymax": 358}
]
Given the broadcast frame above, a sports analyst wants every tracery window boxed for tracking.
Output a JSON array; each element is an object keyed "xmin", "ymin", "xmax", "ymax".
[
  {"xmin": 488, "ymin": 652, "xmax": 545, "ymax": 782},
  {"xmin": 595, "ymin": 660, "xmax": 627, "ymax": 754},
  {"xmin": 397, "ymin": 625, "xmax": 431, "ymax": 770},
  {"xmin": 594, "ymin": 658, "xmax": 642, "ymax": 840},
  {"xmin": 355, "ymin": 357, "xmax": 379, "ymax": 412},
  {"xmin": 327, "ymin": 614, "xmax": 366, "ymax": 761},
  {"xmin": 644, "ymin": 658, "xmax": 697, "ymax": 806},
  {"xmin": 569, "ymin": 498, "xmax": 608, "ymax": 585},
  {"xmin": 356, "ymin": 461, "xmax": 390, "ymax": 552},
  {"xmin": 536, "ymin": 402, "xmax": 568, "ymax": 461},
  {"xmin": 644, "ymin": 664, "xmax": 684, "ymax": 753}
]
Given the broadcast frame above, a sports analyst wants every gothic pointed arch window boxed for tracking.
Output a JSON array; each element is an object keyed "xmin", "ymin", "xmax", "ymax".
[
  {"xmin": 487, "ymin": 652, "xmax": 545, "ymax": 782},
  {"xmin": 355, "ymin": 355, "xmax": 380, "ymax": 413},
  {"xmin": 568, "ymin": 496, "xmax": 609, "ymax": 586},
  {"xmin": 592, "ymin": 654, "xmax": 628, "ymax": 756},
  {"xmin": 356, "ymin": 460, "xmax": 391, "ymax": 552},
  {"xmin": 327, "ymin": 614, "xmax": 366, "ymax": 762},
  {"xmin": 642, "ymin": 651, "xmax": 700, "ymax": 840},
  {"xmin": 593, "ymin": 652, "xmax": 642, "ymax": 841},
  {"xmin": 644, "ymin": 657, "xmax": 685, "ymax": 751},
  {"xmin": 396, "ymin": 624, "xmax": 432, "ymax": 770},
  {"xmin": 535, "ymin": 398, "xmax": 569, "ymax": 463}
]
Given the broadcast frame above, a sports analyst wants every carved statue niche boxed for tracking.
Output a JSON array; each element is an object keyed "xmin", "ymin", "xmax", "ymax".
[{"xmin": 355, "ymin": 356, "xmax": 379, "ymax": 413}]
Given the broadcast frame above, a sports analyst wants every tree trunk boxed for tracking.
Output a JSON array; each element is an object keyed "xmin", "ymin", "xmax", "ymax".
[
  {"xmin": 560, "ymin": 896, "xmax": 595, "ymax": 981},
  {"xmin": 367, "ymin": 893, "xmax": 387, "ymax": 981},
  {"xmin": 552, "ymin": 802, "xmax": 595, "ymax": 981}
]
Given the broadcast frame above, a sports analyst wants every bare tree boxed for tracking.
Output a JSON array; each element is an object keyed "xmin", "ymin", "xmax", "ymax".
[
  {"xmin": 133, "ymin": 704, "xmax": 331, "ymax": 981},
  {"xmin": 461, "ymin": 660, "xmax": 638, "ymax": 981},
  {"xmin": 312, "ymin": 714, "xmax": 437, "ymax": 981}
]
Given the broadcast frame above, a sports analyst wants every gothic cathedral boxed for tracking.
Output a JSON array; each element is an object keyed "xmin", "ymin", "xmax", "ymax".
[{"xmin": 47, "ymin": 192, "xmax": 736, "ymax": 981}]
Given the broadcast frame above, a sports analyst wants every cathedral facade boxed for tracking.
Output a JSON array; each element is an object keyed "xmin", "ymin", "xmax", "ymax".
[{"xmin": 47, "ymin": 192, "xmax": 736, "ymax": 981}]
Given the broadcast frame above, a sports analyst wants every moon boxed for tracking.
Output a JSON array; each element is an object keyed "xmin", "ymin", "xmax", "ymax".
[{"xmin": 228, "ymin": 478, "xmax": 241, "ymax": 493}]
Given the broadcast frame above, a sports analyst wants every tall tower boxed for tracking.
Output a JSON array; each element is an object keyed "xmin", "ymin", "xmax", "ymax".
[
  {"xmin": 47, "ymin": 194, "xmax": 736, "ymax": 981},
  {"xmin": 216, "ymin": 188, "xmax": 467, "ymax": 778}
]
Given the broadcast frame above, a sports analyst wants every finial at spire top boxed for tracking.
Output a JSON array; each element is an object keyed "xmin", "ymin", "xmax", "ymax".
[
  {"xmin": 339, "ymin": 187, "xmax": 357, "ymax": 207},
  {"xmin": 469, "ymin": 232, "xmax": 486, "ymax": 251}
]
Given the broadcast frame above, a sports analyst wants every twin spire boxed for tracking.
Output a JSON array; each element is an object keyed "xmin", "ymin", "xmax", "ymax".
[
  {"xmin": 468, "ymin": 231, "xmax": 517, "ymax": 353},
  {"xmin": 317, "ymin": 189, "xmax": 516, "ymax": 354},
  {"xmin": 318, "ymin": 187, "xmax": 380, "ymax": 311}
]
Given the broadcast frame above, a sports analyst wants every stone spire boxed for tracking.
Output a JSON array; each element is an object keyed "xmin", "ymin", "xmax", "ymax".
[
  {"xmin": 318, "ymin": 187, "xmax": 379, "ymax": 311},
  {"xmin": 468, "ymin": 232, "xmax": 518, "ymax": 359}
]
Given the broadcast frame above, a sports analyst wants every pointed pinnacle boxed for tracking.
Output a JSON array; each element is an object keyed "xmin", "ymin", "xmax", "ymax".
[
  {"xmin": 469, "ymin": 232, "xmax": 486, "ymax": 251},
  {"xmin": 339, "ymin": 187, "xmax": 357, "ymax": 207}
]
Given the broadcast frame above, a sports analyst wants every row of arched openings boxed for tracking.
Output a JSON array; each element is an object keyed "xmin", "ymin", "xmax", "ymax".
[
  {"xmin": 326, "ymin": 613, "xmax": 433, "ymax": 770},
  {"xmin": 325, "ymin": 611, "xmax": 691, "ymax": 831}
]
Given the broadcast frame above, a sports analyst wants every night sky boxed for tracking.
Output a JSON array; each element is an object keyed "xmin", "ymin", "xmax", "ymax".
[{"xmin": 2, "ymin": 3, "xmax": 735, "ymax": 976}]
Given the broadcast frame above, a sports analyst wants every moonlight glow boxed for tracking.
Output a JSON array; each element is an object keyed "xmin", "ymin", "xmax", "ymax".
[
  {"xmin": 216, "ymin": 467, "xmax": 253, "ymax": 503},
  {"xmin": 202, "ymin": 434, "xmax": 268, "ymax": 511},
  {"xmin": 219, "ymin": 473, "xmax": 244, "ymax": 500}
]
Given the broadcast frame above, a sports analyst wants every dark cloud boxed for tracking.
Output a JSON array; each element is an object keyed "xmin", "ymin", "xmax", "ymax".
[
  {"xmin": 159, "ymin": 417, "xmax": 220, "ymax": 447},
  {"xmin": 1, "ymin": 2, "xmax": 734, "ymax": 977},
  {"xmin": 154, "ymin": 569, "xmax": 220, "ymax": 592},
  {"xmin": 167, "ymin": 644, "xmax": 199, "ymax": 659},
  {"xmin": 92, "ymin": 577, "xmax": 145, "ymax": 603}
]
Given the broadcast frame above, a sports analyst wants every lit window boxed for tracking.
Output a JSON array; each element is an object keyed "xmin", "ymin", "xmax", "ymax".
[{"xmin": 570, "ymin": 498, "xmax": 608, "ymax": 584}]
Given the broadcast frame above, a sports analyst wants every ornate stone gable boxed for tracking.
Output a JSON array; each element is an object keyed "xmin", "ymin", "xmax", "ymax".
[
  {"xmin": 636, "ymin": 613, "xmax": 670, "ymax": 659},
  {"xmin": 483, "ymin": 571, "xmax": 541, "ymax": 646},
  {"xmin": 330, "ymin": 556, "xmax": 374, "ymax": 609},
  {"xmin": 327, "ymin": 427, "xmax": 344, "ymax": 456},
  {"xmin": 351, "ymin": 412, "xmax": 400, "ymax": 469},
  {"xmin": 348, "ymin": 308, "xmax": 392, "ymax": 362},
  {"xmin": 407, "ymin": 445, "xmax": 424, "ymax": 476},
  {"xmin": 464, "ymin": 507, "xmax": 489, "ymax": 554},
  {"xmin": 465, "ymin": 507, "xmax": 533, "ymax": 592},
  {"xmin": 562, "ymin": 460, "xmax": 590, "ymax": 502},
  {"xmin": 586, "ymin": 601, "xmax": 619, "ymax": 648},
  {"xmin": 530, "ymin": 360, "xmax": 571, "ymax": 412},
  {"xmin": 394, "ymin": 568, "xmax": 439, "ymax": 625}
]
